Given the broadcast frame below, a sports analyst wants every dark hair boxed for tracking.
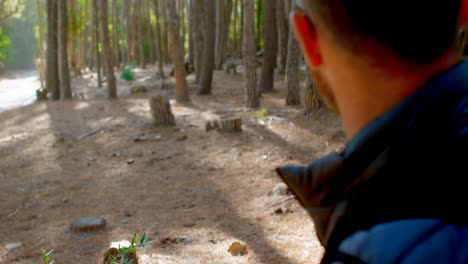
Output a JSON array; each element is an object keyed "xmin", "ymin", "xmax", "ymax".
[{"xmin": 302, "ymin": 0, "xmax": 461, "ymax": 63}]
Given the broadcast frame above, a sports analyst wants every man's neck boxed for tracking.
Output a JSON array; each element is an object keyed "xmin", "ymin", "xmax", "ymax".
[{"xmin": 335, "ymin": 50, "xmax": 459, "ymax": 139}]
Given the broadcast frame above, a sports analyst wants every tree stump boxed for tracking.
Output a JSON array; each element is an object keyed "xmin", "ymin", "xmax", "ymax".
[
  {"xmin": 149, "ymin": 94, "xmax": 176, "ymax": 126},
  {"xmin": 219, "ymin": 117, "xmax": 242, "ymax": 133}
]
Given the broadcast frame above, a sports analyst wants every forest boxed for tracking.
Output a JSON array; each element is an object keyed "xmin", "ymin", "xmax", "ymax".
[{"xmin": 1, "ymin": 0, "xmax": 450, "ymax": 263}]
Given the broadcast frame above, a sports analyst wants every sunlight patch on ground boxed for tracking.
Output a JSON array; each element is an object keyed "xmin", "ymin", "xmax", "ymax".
[
  {"xmin": 0, "ymin": 70, "xmax": 39, "ymax": 112},
  {"xmin": 73, "ymin": 102, "xmax": 91, "ymax": 110}
]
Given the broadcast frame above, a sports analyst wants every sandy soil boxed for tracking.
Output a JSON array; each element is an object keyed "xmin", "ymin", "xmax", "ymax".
[{"xmin": 0, "ymin": 66, "xmax": 345, "ymax": 264}]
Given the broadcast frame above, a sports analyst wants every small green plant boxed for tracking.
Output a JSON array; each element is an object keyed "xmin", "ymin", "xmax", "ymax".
[
  {"xmin": 252, "ymin": 107, "xmax": 269, "ymax": 120},
  {"xmin": 107, "ymin": 233, "xmax": 155, "ymax": 264},
  {"xmin": 120, "ymin": 59, "xmax": 137, "ymax": 81},
  {"xmin": 41, "ymin": 248, "xmax": 55, "ymax": 264}
]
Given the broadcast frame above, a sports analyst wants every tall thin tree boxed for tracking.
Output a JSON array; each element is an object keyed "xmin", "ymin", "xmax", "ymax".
[
  {"xmin": 198, "ymin": 0, "xmax": 215, "ymax": 95},
  {"xmin": 191, "ymin": 0, "xmax": 204, "ymax": 83},
  {"xmin": 92, "ymin": 0, "xmax": 103, "ymax": 87},
  {"xmin": 58, "ymin": 0, "xmax": 72, "ymax": 99},
  {"xmin": 98, "ymin": 0, "xmax": 117, "ymax": 98},
  {"xmin": 36, "ymin": 0, "xmax": 46, "ymax": 88},
  {"xmin": 153, "ymin": 0, "xmax": 165, "ymax": 79},
  {"xmin": 166, "ymin": 0, "xmax": 190, "ymax": 102},
  {"xmin": 243, "ymin": 0, "xmax": 259, "ymax": 108},
  {"xmin": 276, "ymin": 0, "xmax": 288, "ymax": 74},
  {"xmin": 259, "ymin": 0, "xmax": 277, "ymax": 93},
  {"xmin": 285, "ymin": 0, "xmax": 301, "ymax": 106},
  {"xmin": 304, "ymin": 69, "xmax": 323, "ymax": 114},
  {"xmin": 46, "ymin": 0, "xmax": 60, "ymax": 100}
]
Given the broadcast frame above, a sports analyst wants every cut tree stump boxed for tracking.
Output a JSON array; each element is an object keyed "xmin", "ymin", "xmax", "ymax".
[
  {"xmin": 219, "ymin": 117, "xmax": 242, "ymax": 133},
  {"xmin": 149, "ymin": 94, "xmax": 176, "ymax": 126}
]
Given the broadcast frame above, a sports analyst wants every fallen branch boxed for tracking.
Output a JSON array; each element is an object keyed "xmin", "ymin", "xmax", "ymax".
[
  {"xmin": 76, "ymin": 128, "xmax": 104, "ymax": 141},
  {"xmin": 8, "ymin": 202, "xmax": 22, "ymax": 218},
  {"xmin": 267, "ymin": 196, "xmax": 295, "ymax": 208}
]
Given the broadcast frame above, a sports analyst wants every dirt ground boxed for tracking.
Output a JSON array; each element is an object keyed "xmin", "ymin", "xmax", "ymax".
[{"xmin": 0, "ymin": 66, "xmax": 345, "ymax": 264}]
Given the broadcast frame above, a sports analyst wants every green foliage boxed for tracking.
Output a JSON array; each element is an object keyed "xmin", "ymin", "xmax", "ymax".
[
  {"xmin": 120, "ymin": 60, "xmax": 137, "ymax": 81},
  {"xmin": 41, "ymin": 248, "xmax": 55, "ymax": 264},
  {"xmin": 252, "ymin": 107, "xmax": 269, "ymax": 120},
  {"xmin": 107, "ymin": 233, "xmax": 155, "ymax": 264},
  {"xmin": 0, "ymin": 28, "xmax": 11, "ymax": 65}
]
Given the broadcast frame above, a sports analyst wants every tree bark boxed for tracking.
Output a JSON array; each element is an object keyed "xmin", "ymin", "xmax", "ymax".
[
  {"xmin": 243, "ymin": 0, "xmax": 259, "ymax": 108},
  {"xmin": 162, "ymin": 0, "xmax": 169, "ymax": 63},
  {"xmin": 146, "ymin": 0, "xmax": 155, "ymax": 65},
  {"xmin": 125, "ymin": 0, "xmax": 133, "ymax": 65},
  {"xmin": 198, "ymin": 0, "xmax": 216, "ymax": 95},
  {"xmin": 46, "ymin": 0, "xmax": 60, "ymax": 100},
  {"xmin": 92, "ymin": 0, "xmax": 103, "ymax": 87},
  {"xmin": 153, "ymin": 0, "xmax": 165, "ymax": 79},
  {"xmin": 112, "ymin": 0, "xmax": 120, "ymax": 68},
  {"xmin": 98, "ymin": 0, "xmax": 117, "ymax": 98},
  {"xmin": 255, "ymin": 0, "xmax": 262, "ymax": 49},
  {"xmin": 215, "ymin": 0, "xmax": 233, "ymax": 70},
  {"xmin": 69, "ymin": 0, "xmax": 77, "ymax": 72},
  {"xmin": 58, "ymin": 0, "xmax": 72, "ymax": 99},
  {"xmin": 259, "ymin": 0, "xmax": 277, "ymax": 93},
  {"xmin": 136, "ymin": 0, "xmax": 146, "ymax": 69},
  {"xmin": 166, "ymin": 0, "xmax": 190, "ymax": 102},
  {"xmin": 150, "ymin": 94, "xmax": 176, "ymax": 126},
  {"xmin": 304, "ymin": 68, "xmax": 323, "ymax": 114},
  {"xmin": 285, "ymin": 1, "xmax": 301, "ymax": 106},
  {"xmin": 191, "ymin": 0, "xmax": 204, "ymax": 83},
  {"xmin": 276, "ymin": 0, "xmax": 288, "ymax": 74},
  {"xmin": 36, "ymin": 0, "xmax": 46, "ymax": 88}
]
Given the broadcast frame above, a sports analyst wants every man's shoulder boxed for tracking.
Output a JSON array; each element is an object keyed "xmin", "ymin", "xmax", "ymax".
[{"xmin": 335, "ymin": 219, "xmax": 468, "ymax": 264}]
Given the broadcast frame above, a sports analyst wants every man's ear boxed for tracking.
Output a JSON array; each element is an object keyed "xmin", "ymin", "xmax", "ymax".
[
  {"xmin": 461, "ymin": 0, "xmax": 468, "ymax": 28},
  {"xmin": 290, "ymin": 12, "xmax": 322, "ymax": 67}
]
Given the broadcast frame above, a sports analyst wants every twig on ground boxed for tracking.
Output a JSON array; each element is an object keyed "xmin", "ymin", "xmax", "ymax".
[
  {"xmin": 8, "ymin": 202, "xmax": 22, "ymax": 218},
  {"xmin": 267, "ymin": 196, "xmax": 295, "ymax": 208}
]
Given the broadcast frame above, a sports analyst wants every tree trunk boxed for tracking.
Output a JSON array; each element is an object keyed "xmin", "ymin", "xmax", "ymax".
[
  {"xmin": 120, "ymin": 0, "xmax": 128, "ymax": 67},
  {"xmin": 198, "ymin": 0, "xmax": 215, "ymax": 95},
  {"xmin": 146, "ymin": 0, "xmax": 155, "ymax": 65},
  {"xmin": 46, "ymin": 0, "xmax": 60, "ymax": 100},
  {"xmin": 162, "ymin": 0, "xmax": 169, "ymax": 63},
  {"xmin": 243, "ymin": 0, "xmax": 259, "ymax": 108},
  {"xmin": 187, "ymin": 0, "xmax": 194, "ymax": 65},
  {"xmin": 215, "ymin": 0, "xmax": 223, "ymax": 69},
  {"xmin": 99, "ymin": 0, "xmax": 117, "ymax": 98},
  {"xmin": 150, "ymin": 94, "xmax": 176, "ymax": 126},
  {"xmin": 233, "ymin": 0, "xmax": 238, "ymax": 53},
  {"xmin": 191, "ymin": 0, "xmax": 204, "ymax": 83},
  {"xmin": 125, "ymin": 0, "xmax": 133, "ymax": 65},
  {"xmin": 69, "ymin": 0, "xmax": 77, "ymax": 72},
  {"xmin": 285, "ymin": 1, "xmax": 301, "ymax": 106},
  {"xmin": 58, "ymin": 0, "xmax": 72, "ymax": 99},
  {"xmin": 255, "ymin": 0, "xmax": 262, "ymax": 49},
  {"xmin": 136, "ymin": 0, "xmax": 146, "ymax": 69},
  {"xmin": 92, "ymin": 0, "xmax": 103, "ymax": 87},
  {"xmin": 166, "ymin": 0, "xmax": 190, "ymax": 102},
  {"xmin": 89, "ymin": 0, "xmax": 95, "ymax": 70},
  {"xmin": 304, "ymin": 68, "xmax": 323, "ymax": 114},
  {"xmin": 215, "ymin": 0, "xmax": 233, "ymax": 70},
  {"xmin": 112, "ymin": 0, "xmax": 120, "ymax": 68},
  {"xmin": 77, "ymin": 0, "xmax": 88, "ymax": 71},
  {"xmin": 276, "ymin": 0, "xmax": 288, "ymax": 74},
  {"xmin": 153, "ymin": 0, "xmax": 165, "ymax": 79},
  {"xmin": 259, "ymin": 0, "xmax": 277, "ymax": 93},
  {"xmin": 36, "ymin": 0, "xmax": 46, "ymax": 88}
]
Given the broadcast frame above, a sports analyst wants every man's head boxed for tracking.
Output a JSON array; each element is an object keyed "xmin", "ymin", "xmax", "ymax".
[{"xmin": 291, "ymin": 0, "xmax": 467, "ymax": 137}]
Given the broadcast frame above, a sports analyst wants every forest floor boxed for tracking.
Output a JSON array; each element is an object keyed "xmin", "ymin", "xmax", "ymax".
[{"xmin": 0, "ymin": 65, "xmax": 345, "ymax": 264}]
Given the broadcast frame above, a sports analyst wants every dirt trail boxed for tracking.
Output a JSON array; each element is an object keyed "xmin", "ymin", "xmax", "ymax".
[{"xmin": 0, "ymin": 67, "xmax": 344, "ymax": 263}]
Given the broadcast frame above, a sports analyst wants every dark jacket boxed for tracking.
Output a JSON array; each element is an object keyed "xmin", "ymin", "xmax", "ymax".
[{"xmin": 277, "ymin": 61, "xmax": 468, "ymax": 264}]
